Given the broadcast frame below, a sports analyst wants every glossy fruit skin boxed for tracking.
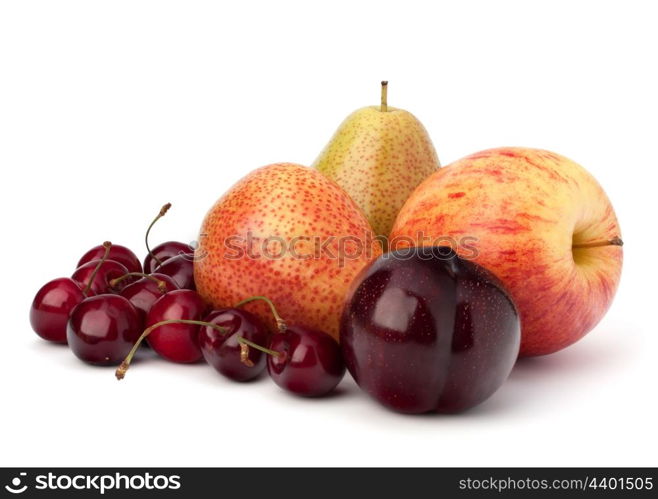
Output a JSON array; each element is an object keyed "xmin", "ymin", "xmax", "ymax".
[
  {"xmin": 198, "ymin": 308, "xmax": 270, "ymax": 382},
  {"xmin": 119, "ymin": 273, "xmax": 179, "ymax": 326},
  {"xmin": 341, "ymin": 246, "xmax": 520, "ymax": 414},
  {"xmin": 67, "ymin": 294, "xmax": 141, "ymax": 365},
  {"xmin": 146, "ymin": 289, "xmax": 207, "ymax": 363},
  {"xmin": 155, "ymin": 254, "xmax": 195, "ymax": 290},
  {"xmin": 78, "ymin": 244, "xmax": 142, "ymax": 274},
  {"xmin": 268, "ymin": 325, "xmax": 345, "ymax": 397},
  {"xmin": 144, "ymin": 241, "xmax": 191, "ymax": 274},
  {"xmin": 71, "ymin": 259, "xmax": 131, "ymax": 294},
  {"xmin": 30, "ymin": 277, "xmax": 86, "ymax": 343},
  {"xmin": 194, "ymin": 163, "xmax": 382, "ymax": 341}
]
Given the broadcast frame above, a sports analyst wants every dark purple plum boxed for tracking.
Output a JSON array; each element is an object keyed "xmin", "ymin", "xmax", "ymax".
[{"xmin": 340, "ymin": 246, "xmax": 520, "ymax": 414}]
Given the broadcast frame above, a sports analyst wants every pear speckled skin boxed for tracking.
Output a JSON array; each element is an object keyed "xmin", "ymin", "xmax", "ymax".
[
  {"xmin": 313, "ymin": 105, "xmax": 440, "ymax": 238},
  {"xmin": 194, "ymin": 163, "xmax": 382, "ymax": 341}
]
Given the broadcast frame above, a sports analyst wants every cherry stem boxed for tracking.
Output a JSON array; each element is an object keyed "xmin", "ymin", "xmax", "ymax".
[
  {"xmin": 115, "ymin": 319, "xmax": 227, "ymax": 380},
  {"xmin": 234, "ymin": 296, "xmax": 287, "ymax": 331},
  {"xmin": 110, "ymin": 273, "xmax": 168, "ymax": 293},
  {"xmin": 237, "ymin": 336, "xmax": 282, "ymax": 361},
  {"xmin": 239, "ymin": 344, "xmax": 254, "ymax": 367},
  {"xmin": 145, "ymin": 202, "xmax": 172, "ymax": 268},
  {"xmin": 380, "ymin": 80, "xmax": 388, "ymax": 112},
  {"xmin": 83, "ymin": 241, "xmax": 112, "ymax": 296},
  {"xmin": 572, "ymin": 236, "xmax": 624, "ymax": 249}
]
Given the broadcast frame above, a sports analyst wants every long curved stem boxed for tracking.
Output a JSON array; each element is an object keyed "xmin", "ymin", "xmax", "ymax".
[
  {"xmin": 115, "ymin": 319, "xmax": 227, "ymax": 380},
  {"xmin": 83, "ymin": 241, "xmax": 112, "ymax": 296},
  {"xmin": 145, "ymin": 203, "xmax": 172, "ymax": 268},
  {"xmin": 234, "ymin": 296, "xmax": 287, "ymax": 331}
]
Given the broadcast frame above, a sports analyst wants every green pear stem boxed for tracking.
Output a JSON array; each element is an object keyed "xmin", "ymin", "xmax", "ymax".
[
  {"xmin": 83, "ymin": 241, "xmax": 112, "ymax": 296},
  {"xmin": 234, "ymin": 296, "xmax": 287, "ymax": 331},
  {"xmin": 145, "ymin": 203, "xmax": 172, "ymax": 268},
  {"xmin": 572, "ymin": 236, "xmax": 624, "ymax": 249},
  {"xmin": 115, "ymin": 319, "xmax": 228, "ymax": 380},
  {"xmin": 109, "ymin": 273, "xmax": 168, "ymax": 293},
  {"xmin": 380, "ymin": 81, "xmax": 388, "ymax": 112}
]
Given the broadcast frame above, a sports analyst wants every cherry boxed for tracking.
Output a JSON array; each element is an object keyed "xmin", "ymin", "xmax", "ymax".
[
  {"xmin": 154, "ymin": 254, "xmax": 195, "ymax": 290},
  {"xmin": 77, "ymin": 244, "xmax": 142, "ymax": 274},
  {"xmin": 67, "ymin": 294, "xmax": 141, "ymax": 365},
  {"xmin": 141, "ymin": 202, "xmax": 191, "ymax": 273},
  {"xmin": 30, "ymin": 278, "xmax": 85, "ymax": 343},
  {"xmin": 30, "ymin": 241, "xmax": 114, "ymax": 343},
  {"xmin": 72, "ymin": 259, "xmax": 130, "ymax": 294},
  {"xmin": 198, "ymin": 308, "xmax": 270, "ymax": 382},
  {"xmin": 264, "ymin": 326, "xmax": 345, "ymax": 397},
  {"xmin": 144, "ymin": 289, "xmax": 208, "ymax": 363},
  {"xmin": 118, "ymin": 273, "xmax": 179, "ymax": 326},
  {"xmin": 234, "ymin": 296, "xmax": 345, "ymax": 396},
  {"xmin": 144, "ymin": 241, "xmax": 191, "ymax": 274}
]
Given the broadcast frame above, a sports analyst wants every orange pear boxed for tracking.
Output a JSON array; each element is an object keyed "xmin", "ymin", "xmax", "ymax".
[{"xmin": 194, "ymin": 163, "xmax": 382, "ymax": 340}]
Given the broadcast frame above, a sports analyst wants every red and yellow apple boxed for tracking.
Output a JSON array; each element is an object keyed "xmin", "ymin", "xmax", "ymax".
[
  {"xmin": 390, "ymin": 147, "xmax": 623, "ymax": 356},
  {"xmin": 194, "ymin": 163, "xmax": 382, "ymax": 341}
]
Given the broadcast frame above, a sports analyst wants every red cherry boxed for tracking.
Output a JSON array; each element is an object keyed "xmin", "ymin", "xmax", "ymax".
[
  {"xmin": 144, "ymin": 289, "xmax": 207, "ymax": 363},
  {"xmin": 198, "ymin": 308, "xmax": 270, "ymax": 382},
  {"xmin": 30, "ymin": 278, "xmax": 85, "ymax": 343},
  {"xmin": 230, "ymin": 296, "xmax": 345, "ymax": 396},
  {"xmin": 119, "ymin": 273, "xmax": 179, "ymax": 326},
  {"xmin": 78, "ymin": 244, "xmax": 142, "ymax": 274},
  {"xmin": 266, "ymin": 325, "xmax": 345, "ymax": 397},
  {"xmin": 154, "ymin": 254, "xmax": 195, "ymax": 290},
  {"xmin": 144, "ymin": 241, "xmax": 191, "ymax": 274},
  {"xmin": 72, "ymin": 259, "xmax": 130, "ymax": 294},
  {"xmin": 67, "ymin": 294, "xmax": 141, "ymax": 365}
]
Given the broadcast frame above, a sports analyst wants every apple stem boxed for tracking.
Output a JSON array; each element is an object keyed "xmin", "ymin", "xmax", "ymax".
[
  {"xmin": 234, "ymin": 295, "xmax": 287, "ymax": 331},
  {"xmin": 237, "ymin": 337, "xmax": 283, "ymax": 367},
  {"xmin": 572, "ymin": 236, "xmax": 624, "ymax": 249},
  {"xmin": 115, "ymin": 319, "xmax": 227, "ymax": 380},
  {"xmin": 110, "ymin": 273, "xmax": 168, "ymax": 293},
  {"xmin": 145, "ymin": 203, "xmax": 172, "ymax": 268},
  {"xmin": 83, "ymin": 241, "xmax": 112, "ymax": 296},
  {"xmin": 380, "ymin": 81, "xmax": 388, "ymax": 112}
]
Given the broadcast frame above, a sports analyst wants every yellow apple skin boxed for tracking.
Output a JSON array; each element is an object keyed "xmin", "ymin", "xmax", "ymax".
[
  {"xmin": 313, "ymin": 106, "xmax": 440, "ymax": 238},
  {"xmin": 194, "ymin": 163, "xmax": 382, "ymax": 341},
  {"xmin": 390, "ymin": 147, "xmax": 623, "ymax": 356}
]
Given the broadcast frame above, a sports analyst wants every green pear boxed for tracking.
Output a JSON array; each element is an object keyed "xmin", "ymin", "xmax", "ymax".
[{"xmin": 313, "ymin": 82, "xmax": 440, "ymax": 238}]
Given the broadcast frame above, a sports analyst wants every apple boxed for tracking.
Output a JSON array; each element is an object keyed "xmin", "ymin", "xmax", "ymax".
[{"xmin": 390, "ymin": 147, "xmax": 623, "ymax": 356}]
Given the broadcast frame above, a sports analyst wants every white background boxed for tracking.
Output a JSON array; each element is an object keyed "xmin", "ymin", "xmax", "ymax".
[{"xmin": 1, "ymin": 0, "xmax": 656, "ymax": 467}]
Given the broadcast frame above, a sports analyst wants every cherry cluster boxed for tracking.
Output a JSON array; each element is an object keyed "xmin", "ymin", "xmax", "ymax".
[{"xmin": 29, "ymin": 204, "xmax": 344, "ymax": 397}]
